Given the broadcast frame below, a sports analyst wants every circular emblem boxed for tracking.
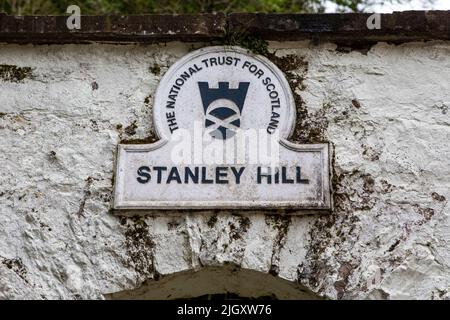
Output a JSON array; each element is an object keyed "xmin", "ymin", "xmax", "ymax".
[{"xmin": 153, "ymin": 46, "xmax": 295, "ymax": 141}]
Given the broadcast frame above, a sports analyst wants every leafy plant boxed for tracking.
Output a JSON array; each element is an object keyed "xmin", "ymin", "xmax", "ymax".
[{"xmin": 0, "ymin": 0, "xmax": 412, "ymax": 15}]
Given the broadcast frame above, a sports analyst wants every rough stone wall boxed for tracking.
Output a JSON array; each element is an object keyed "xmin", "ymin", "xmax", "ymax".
[{"xmin": 0, "ymin": 41, "xmax": 449, "ymax": 300}]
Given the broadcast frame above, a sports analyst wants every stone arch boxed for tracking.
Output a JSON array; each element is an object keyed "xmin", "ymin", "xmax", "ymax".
[{"xmin": 105, "ymin": 265, "xmax": 321, "ymax": 300}]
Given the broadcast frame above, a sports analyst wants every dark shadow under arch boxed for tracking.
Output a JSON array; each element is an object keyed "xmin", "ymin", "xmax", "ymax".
[{"xmin": 105, "ymin": 265, "xmax": 321, "ymax": 300}]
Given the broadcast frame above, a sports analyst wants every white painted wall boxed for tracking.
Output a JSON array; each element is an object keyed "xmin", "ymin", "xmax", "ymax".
[{"xmin": 0, "ymin": 41, "xmax": 449, "ymax": 299}]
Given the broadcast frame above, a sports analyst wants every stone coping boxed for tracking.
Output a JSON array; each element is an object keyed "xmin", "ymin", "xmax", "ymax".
[{"xmin": 0, "ymin": 11, "xmax": 449, "ymax": 44}]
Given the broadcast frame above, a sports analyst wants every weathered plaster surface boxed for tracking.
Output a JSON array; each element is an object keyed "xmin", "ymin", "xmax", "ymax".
[{"xmin": 0, "ymin": 41, "xmax": 449, "ymax": 299}]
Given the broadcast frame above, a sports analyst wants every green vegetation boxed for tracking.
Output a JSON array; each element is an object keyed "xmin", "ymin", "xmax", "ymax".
[{"xmin": 1, "ymin": 0, "xmax": 409, "ymax": 15}]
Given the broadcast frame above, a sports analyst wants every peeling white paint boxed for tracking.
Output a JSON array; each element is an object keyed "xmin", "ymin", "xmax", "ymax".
[{"xmin": 0, "ymin": 41, "xmax": 449, "ymax": 299}]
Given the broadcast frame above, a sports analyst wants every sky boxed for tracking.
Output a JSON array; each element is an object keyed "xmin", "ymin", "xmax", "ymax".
[{"xmin": 326, "ymin": 0, "xmax": 450, "ymax": 12}]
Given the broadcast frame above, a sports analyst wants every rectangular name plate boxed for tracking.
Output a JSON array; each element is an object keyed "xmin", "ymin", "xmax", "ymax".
[
  {"xmin": 113, "ymin": 141, "xmax": 331, "ymax": 212},
  {"xmin": 112, "ymin": 46, "xmax": 332, "ymax": 213}
]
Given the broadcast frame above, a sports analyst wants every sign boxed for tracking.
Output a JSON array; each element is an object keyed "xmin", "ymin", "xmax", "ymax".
[{"xmin": 113, "ymin": 46, "xmax": 331, "ymax": 212}]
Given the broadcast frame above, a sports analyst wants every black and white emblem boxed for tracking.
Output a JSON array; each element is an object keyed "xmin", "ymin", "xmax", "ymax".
[{"xmin": 198, "ymin": 82, "xmax": 249, "ymax": 139}]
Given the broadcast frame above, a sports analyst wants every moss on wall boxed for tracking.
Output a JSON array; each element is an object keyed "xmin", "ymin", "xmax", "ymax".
[{"xmin": 0, "ymin": 64, "xmax": 33, "ymax": 82}]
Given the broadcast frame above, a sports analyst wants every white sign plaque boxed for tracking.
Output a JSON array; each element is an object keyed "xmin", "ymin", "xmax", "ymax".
[{"xmin": 113, "ymin": 46, "xmax": 331, "ymax": 212}]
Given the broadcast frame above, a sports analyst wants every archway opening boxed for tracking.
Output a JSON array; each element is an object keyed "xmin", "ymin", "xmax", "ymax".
[{"xmin": 105, "ymin": 266, "xmax": 320, "ymax": 300}]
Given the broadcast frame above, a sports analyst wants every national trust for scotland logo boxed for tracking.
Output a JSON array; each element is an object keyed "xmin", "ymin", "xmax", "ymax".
[
  {"xmin": 155, "ymin": 47, "xmax": 294, "ymax": 143},
  {"xmin": 198, "ymin": 81, "xmax": 250, "ymax": 139}
]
